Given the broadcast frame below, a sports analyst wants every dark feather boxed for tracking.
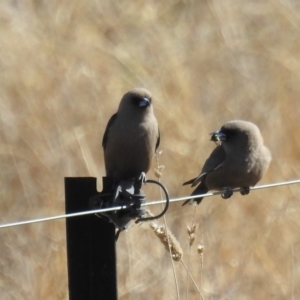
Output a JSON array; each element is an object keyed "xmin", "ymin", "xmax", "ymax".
[
  {"xmin": 182, "ymin": 180, "xmax": 208, "ymax": 206},
  {"xmin": 155, "ymin": 129, "xmax": 160, "ymax": 151},
  {"xmin": 102, "ymin": 113, "xmax": 118, "ymax": 149},
  {"xmin": 183, "ymin": 177, "xmax": 197, "ymax": 186}
]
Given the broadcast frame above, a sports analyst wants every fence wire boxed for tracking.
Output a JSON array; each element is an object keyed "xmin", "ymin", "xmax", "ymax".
[{"xmin": 0, "ymin": 178, "xmax": 299, "ymax": 229}]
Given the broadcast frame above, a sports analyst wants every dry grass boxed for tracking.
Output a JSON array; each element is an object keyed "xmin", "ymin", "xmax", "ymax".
[{"xmin": 1, "ymin": 0, "xmax": 300, "ymax": 299}]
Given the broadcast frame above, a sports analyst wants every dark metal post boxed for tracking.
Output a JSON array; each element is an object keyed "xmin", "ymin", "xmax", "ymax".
[{"xmin": 65, "ymin": 177, "xmax": 117, "ymax": 300}]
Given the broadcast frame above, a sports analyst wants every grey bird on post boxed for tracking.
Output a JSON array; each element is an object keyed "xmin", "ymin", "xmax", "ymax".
[
  {"xmin": 182, "ymin": 120, "xmax": 271, "ymax": 205},
  {"xmin": 102, "ymin": 88, "xmax": 160, "ymax": 182}
]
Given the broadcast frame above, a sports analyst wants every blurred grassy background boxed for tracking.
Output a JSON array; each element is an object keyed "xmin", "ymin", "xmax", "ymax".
[{"xmin": 1, "ymin": 0, "xmax": 300, "ymax": 299}]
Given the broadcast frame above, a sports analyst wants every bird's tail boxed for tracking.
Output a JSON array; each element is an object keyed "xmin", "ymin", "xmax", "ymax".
[
  {"xmin": 182, "ymin": 177, "xmax": 197, "ymax": 186},
  {"xmin": 182, "ymin": 182, "xmax": 208, "ymax": 206},
  {"xmin": 183, "ymin": 173, "xmax": 205, "ymax": 187}
]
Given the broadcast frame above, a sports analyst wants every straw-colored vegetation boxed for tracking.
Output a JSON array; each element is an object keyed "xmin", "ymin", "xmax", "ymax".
[{"xmin": 1, "ymin": 0, "xmax": 300, "ymax": 299}]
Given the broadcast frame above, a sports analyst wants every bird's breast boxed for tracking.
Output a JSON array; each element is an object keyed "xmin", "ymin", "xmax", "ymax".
[{"xmin": 104, "ymin": 118, "xmax": 158, "ymax": 180}]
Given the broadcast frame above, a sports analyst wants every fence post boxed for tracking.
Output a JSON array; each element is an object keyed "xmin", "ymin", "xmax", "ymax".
[{"xmin": 65, "ymin": 177, "xmax": 117, "ymax": 300}]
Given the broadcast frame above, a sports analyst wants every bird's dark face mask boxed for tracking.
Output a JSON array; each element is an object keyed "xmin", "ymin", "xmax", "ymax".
[
  {"xmin": 210, "ymin": 130, "xmax": 227, "ymax": 145},
  {"xmin": 131, "ymin": 96, "xmax": 151, "ymax": 108},
  {"xmin": 210, "ymin": 128, "xmax": 239, "ymax": 145}
]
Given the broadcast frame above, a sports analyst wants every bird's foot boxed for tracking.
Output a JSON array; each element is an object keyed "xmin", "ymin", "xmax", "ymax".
[
  {"xmin": 221, "ymin": 187, "xmax": 233, "ymax": 199},
  {"xmin": 240, "ymin": 187, "xmax": 250, "ymax": 195}
]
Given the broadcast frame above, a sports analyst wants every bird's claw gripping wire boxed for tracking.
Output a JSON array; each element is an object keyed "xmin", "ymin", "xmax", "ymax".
[
  {"xmin": 240, "ymin": 186, "xmax": 250, "ymax": 195},
  {"xmin": 89, "ymin": 174, "xmax": 169, "ymax": 239},
  {"xmin": 220, "ymin": 186, "xmax": 250, "ymax": 199},
  {"xmin": 221, "ymin": 186, "xmax": 233, "ymax": 199},
  {"xmin": 89, "ymin": 176, "xmax": 145, "ymax": 232}
]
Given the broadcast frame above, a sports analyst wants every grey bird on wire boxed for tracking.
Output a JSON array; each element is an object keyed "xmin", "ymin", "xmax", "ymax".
[
  {"xmin": 102, "ymin": 88, "xmax": 160, "ymax": 182},
  {"xmin": 182, "ymin": 120, "xmax": 271, "ymax": 205}
]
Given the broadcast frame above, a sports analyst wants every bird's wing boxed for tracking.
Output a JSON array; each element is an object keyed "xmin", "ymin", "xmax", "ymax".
[
  {"xmin": 201, "ymin": 145, "xmax": 226, "ymax": 174},
  {"xmin": 102, "ymin": 113, "xmax": 118, "ymax": 149},
  {"xmin": 184, "ymin": 146, "xmax": 226, "ymax": 187}
]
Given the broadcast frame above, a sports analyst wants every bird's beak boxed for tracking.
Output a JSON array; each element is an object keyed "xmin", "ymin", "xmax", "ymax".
[
  {"xmin": 210, "ymin": 130, "xmax": 226, "ymax": 143},
  {"xmin": 138, "ymin": 97, "xmax": 151, "ymax": 107}
]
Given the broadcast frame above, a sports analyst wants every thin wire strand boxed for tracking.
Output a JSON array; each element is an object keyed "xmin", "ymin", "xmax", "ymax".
[{"xmin": 0, "ymin": 178, "xmax": 299, "ymax": 229}]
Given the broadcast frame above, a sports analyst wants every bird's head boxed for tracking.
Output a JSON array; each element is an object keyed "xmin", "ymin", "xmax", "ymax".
[
  {"xmin": 210, "ymin": 120, "xmax": 262, "ymax": 147},
  {"xmin": 119, "ymin": 88, "xmax": 152, "ymax": 113}
]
